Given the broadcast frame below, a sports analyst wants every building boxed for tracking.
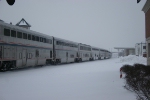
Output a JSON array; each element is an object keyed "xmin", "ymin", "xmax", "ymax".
[
  {"xmin": 135, "ymin": 42, "xmax": 146, "ymax": 57},
  {"xmin": 16, "ymin": 18, "xmax": 31, "ymax": 29},
  {"xmin": 114, "ymin": 47, "xmax": 135, "ymax": 57},
  {"xmin": 142, "ymin": 0, "xmax": 150, "ymax": 65}
]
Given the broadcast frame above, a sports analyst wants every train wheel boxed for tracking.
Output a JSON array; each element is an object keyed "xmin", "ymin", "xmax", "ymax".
[{"xmin": 1, "ymin": 63, "xmax": 8, "ymax": 72}]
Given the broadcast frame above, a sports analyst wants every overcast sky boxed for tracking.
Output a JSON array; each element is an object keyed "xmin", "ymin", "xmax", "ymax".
[{"xmin": 0, "ymin": 0, "xmax": 146, "ymax": 51}]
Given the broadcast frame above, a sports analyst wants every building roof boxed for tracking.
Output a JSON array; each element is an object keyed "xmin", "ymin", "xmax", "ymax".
[
  {"xmin": 142, "ymin": 0, "xmax": 150, "ymax": 13},
  {"xmin": 16, "ymin": 18, "xmax": 31, "ymax": 27},
  {"xmin": 114, "ymin": 47, "xmax": 135, "ymax": 49}
]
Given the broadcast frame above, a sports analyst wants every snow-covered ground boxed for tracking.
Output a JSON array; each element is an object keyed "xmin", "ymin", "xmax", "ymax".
[{"xmin": 0, "ymin": 55, "xmax": 146, "ymax": 100}]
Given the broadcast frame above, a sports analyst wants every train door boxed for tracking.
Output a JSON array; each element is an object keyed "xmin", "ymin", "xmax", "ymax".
[
  {"xmin": 80, "ymin": 52, "xmax": 82, "ymax": 58},
  {"xmin": 50, "ymin": 50, "xmax": 52, "ymax": 58},
  {"xmin": 0, "ymin": 46, "xmax": 2, "ymax": 59},
  {"xmin": 66, "ymin": 52, "xmax": 68, "ymax": 63},
  {"xmin": 22, "ymin": 49, "xmax": 27, "ymax": 66},
  {"xmin": 76, "ymin": 52, "xmax": 78, "ymax": 58},
  {"xmin": 35, "ymin": 50, "xmax": 39, "ymax": 65}
]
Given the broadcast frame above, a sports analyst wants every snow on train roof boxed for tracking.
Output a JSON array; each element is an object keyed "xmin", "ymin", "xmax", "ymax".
[
  {"xmin": 54, "ymin": 37, "xmax": 79, "ymax": 44},
  {"xmin": 79, "ymin": 43, "xmax": 91, "ymax": 47},
  {"xmin": 0, "ymin": 21, "xmax": 52, "ymax": 38}
]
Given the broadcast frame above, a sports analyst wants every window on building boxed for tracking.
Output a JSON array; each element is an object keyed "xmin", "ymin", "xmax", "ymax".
[
  {"xmin": 28, "ymin": 34, "xmax": 31, "ymax": 40},
  {"xmin": 11, "ymin": 30, "xmax": 16, "ymax": 37},
  {"xmin": 23, "ymin": 33, "xmax": 27, "ymax": 39},
  {"xmin": 143, "ymin": 46, "xmax": 146, "ymax": 49},
  {"xmin": 17, "ymin": 32, "xmax": 22, "ymax": 38},
  {"xmin": 4, "ymin": 28, "xmax": 10, "ymax": 36}
]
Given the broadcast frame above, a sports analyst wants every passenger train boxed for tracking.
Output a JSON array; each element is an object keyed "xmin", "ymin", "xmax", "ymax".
[{"xmin": 0, "ymin": 21, "xmax": 112, "ymax": 71}]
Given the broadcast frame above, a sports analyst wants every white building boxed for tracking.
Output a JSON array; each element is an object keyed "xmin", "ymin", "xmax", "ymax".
[{"xmin": 135, "ymin": 43, "xmax": 146, "ymax": 57}]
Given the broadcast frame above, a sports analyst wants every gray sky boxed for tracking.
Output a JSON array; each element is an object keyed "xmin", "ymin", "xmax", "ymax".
[{"xmin": 0, "ymin": 0, "xmax": 146, "ymax": 51}]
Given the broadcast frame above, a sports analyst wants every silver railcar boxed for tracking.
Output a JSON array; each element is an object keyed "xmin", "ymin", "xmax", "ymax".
[
  {"xmin": 0, "ymin": 21, "xmax": 53, "ymax": 71},
  {"xmin": 53, "ymin": 37, "xmax": 78, "ymax": 64},
  {"xmin": 0, "ymin": 21, "xmax": 112, "ymax": 71},
  {"xmin": 78, "ymin": 43, "xmax": 92, "ymax": 62},
  {"xmin": 91, "ymin": 46, "xmax": 100, "ymax": 60}
]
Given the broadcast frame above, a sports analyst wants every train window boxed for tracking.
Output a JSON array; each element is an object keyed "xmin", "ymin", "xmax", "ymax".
[
  {"xmin": 66, "ymin": 43, "xmax": 69, "ymax": 46},
  {"xmin": 28, "ymin": 34, "xmax": 31, "ymax": 40},
  {"xmin": 4, "ymin": 28, "xmax": 10, "ymax": 36},
  {"xmin": 11, "ymin": 30, "xmax": 16, "ymax": 37},
  {"xmin": 23, "ymin": 33, "xmax": 27, "ymax": 39},
  {"xmin": 63, "ymin": 42, "xmax": 65, "ymax": 46},
  {"xmin": 65, "ymin": 43, "xmax": 67, "ymax": 46},
  {"xmin": 69, "ymin": 43, "xmax": 71, "ymax": 46},
  {"xmin": 46, "ymin": 39, "xmax": 49, "ymax": 43},
  {"xmin": 0, "ymin": 46, "xmax": 2, "ymax": 58},
  {"xmin": 50, "ymin": 51, "xmax": 52, "ymax": 58},
  {"xmin": 60, "ymin": 42, "xmax": 62, "ymax": 45},
  {"xmin": 19, "ymin": 52, "xmax": 22, "ymax": 59},
  {"xmin": 62, "ymin": 42, "xmax": 64, "ymax": 46},
  {"xmin": 64, "ymin": 42, "xmax": 66, "ymax": 46},
  {"xmin": 59, "ymin": 41, "xmax": 61, "ymax": 45},
  {"xmin": 56, "ymin": 41, "xmax": 59, "ymax": 45},
  {"xmin": 43, "ymin": 38, "xmax": 46, "ymax": 43},
  {"xmin": 36, "ymin": 36, "xmax": 39, "ymax": 42},
  {"xmin": 17, "ymin": 32, "xmax": 22, "ymax": 38},
  {"xmin": 61, "ymin": 42, "xmax": 64, "ymax": 46},
  {"xmin": 32, "ymin": 35, "xmax": 35, "ymax": 41},
  {"xmin": 49, "ymin": 39, "xmax": 52, "ymax": 44},
  {"xmin": 40, "ymin": 37, "xmax": 43, "ymax": 42}
]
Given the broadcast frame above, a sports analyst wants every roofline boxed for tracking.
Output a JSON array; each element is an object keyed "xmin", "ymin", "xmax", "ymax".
[
  {"xmin": 114, "ymin": 47, "xmax": 135, "ymax": 49},
  {"xmin": 142, "ymin": 0, "xmax": 150, "ymax": 13}
]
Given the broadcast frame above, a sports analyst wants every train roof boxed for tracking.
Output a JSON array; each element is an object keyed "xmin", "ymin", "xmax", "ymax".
[
  {"xmin": 91, "ymin": 46, "xmax": 100, "ymax": 49},
  {"xmin": 0, "ymin": 21, "xmax": 53, "ymax": 38},
  {"xmin": 54, "ymin": 37, "xmax": 79, "ymax": 44},
  {"xmin": 79, "ymin": 43, "xmax": 91, "ymax": 47}
]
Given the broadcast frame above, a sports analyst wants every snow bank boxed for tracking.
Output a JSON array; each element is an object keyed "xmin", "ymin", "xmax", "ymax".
[{"xmin": 116, "ymin": 55, "xmax": 146, "ymax": 65}]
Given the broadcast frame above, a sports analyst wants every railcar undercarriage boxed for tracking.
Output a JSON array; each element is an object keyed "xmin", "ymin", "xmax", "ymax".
[{"xmin": 0, "ymin": 61, "xmax": 16, "ymax": 72}]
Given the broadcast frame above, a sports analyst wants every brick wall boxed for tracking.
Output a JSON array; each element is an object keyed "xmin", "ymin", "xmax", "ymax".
[{"xmin": 145, "ymin": 8, "xmax": 150, "ymax": 38}]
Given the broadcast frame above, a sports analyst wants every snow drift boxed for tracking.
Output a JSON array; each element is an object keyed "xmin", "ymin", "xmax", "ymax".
[{"xmin": 117, "ymin": 55, "xmax": 146, "ymax": 65}]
